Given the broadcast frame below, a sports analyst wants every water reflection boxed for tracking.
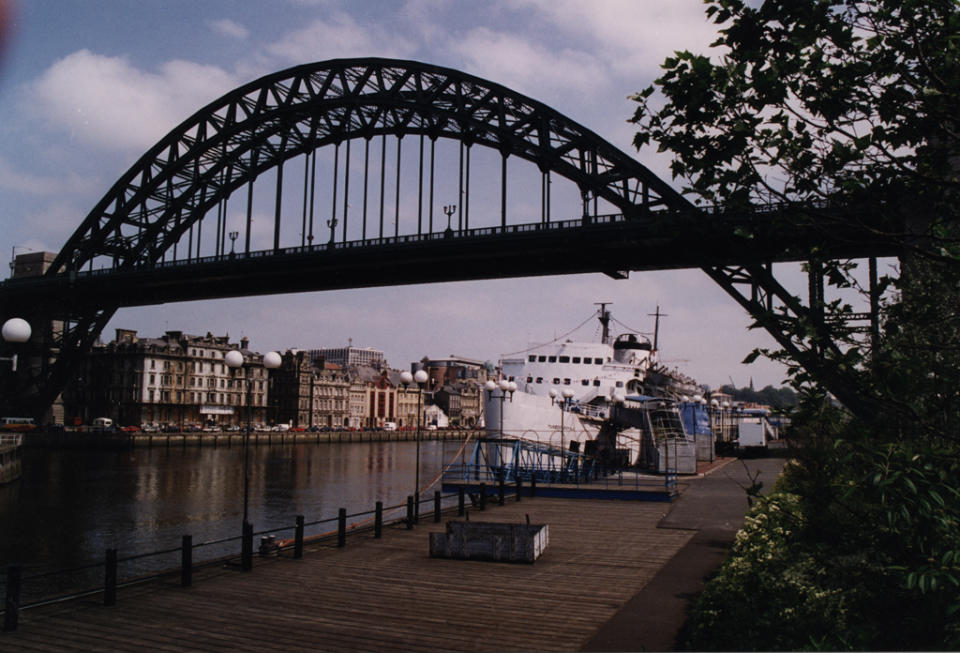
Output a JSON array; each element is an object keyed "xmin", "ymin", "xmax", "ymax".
[{"xmin": 0, "ymin": 440, "xmax": 452, "ymax": 584}]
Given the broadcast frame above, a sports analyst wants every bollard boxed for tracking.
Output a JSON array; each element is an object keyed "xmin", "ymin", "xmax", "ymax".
[
  {"xmin": 181, "ymin": 535, "xmax": 192, "ymax": 587},
  {"xmin": 3, "ymin": 565, "xmax": 21, "ymax": 632},
  {"xmin": 241, "ymin": 522, "xmax": 253, "ymax": 572},
  {"xmin": 374, "ymin": 501, "xmax": 383, "ymax": 539},
  {"xmin": 434, "ymin": 490, "xmax": 441, "ymax": 523},
  {"xmin": 516, "ymin": 476, "xmax": 522, "ymax": 502},
  {"xmin": 294, "ymin": 515, "xmax": 304, "ymax": 559},
  {"xmin": 337, "ymin": 508, "xmax": 347, "ymax": 548},
  {"xmin": 480, "ymin": 483, "xmax": 487, "ymax": 511},
  {"xmin": 406, "ymin": 495, "xmax": 414, "ymax": 529},
  {"xmin": 104, "ymin": 548, "xmax": 117, "ymax": 606},
  {"xmin": 458, "ymin": 487, "xmax": 465, "ymax": 516}
]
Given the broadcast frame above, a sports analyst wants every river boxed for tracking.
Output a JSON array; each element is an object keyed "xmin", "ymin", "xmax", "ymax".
[{"xmin": 0, "ymin": 439, "xmax": 464, "ymax": 603}]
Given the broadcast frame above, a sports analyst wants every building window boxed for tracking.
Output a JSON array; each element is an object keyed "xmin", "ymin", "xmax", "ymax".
[{"xmin": 593, "ymin": 380, "xmax": 601, "ymax": 386}]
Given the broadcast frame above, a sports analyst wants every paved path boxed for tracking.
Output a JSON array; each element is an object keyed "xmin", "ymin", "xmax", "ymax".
[{"xmin": 582, "ymin": 452, "xmax": 788, "ymax": 651}]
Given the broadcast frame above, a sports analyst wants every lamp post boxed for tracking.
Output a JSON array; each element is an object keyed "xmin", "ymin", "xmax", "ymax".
[
  {"xmin": 400, "ymin": 369, "xmax": 428, "ymax": 520},
  {"xmin": 228, "ymin": 231, "xmax": 239, "ymax": 257},
  {"xmin": 1, "ymin": 318, "xmax": 31, "ymax": 371},
  {"xmin": 225, "ymin": 348, "xmax": 282, "ymax": 537}
]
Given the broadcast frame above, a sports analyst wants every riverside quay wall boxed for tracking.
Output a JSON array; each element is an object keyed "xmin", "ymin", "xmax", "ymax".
[{"xmin": 22, "ymin": 428, "xmax": 481, "ymax": 449}]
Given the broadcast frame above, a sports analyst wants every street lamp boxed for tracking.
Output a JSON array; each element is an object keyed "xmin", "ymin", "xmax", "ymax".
[
  {"xmin": 400, "ymin": 369, "xmax": 428, "ymax": 521},
  {"xmin": 225, "ymin": 348, "xmax": 281, "ymax": 565},
  {"xmin": 1, "ymin": 318, "xmax": 31, "ymax": 371}
]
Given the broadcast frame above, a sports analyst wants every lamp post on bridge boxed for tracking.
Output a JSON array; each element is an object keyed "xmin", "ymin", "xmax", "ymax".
[
  {"xmin": 225, "ymin": 347, "xmax": 281, "ymax": 570},
  {"xmin": 443, "ymin": 204, "xmax": 456, "ymax": 237}
]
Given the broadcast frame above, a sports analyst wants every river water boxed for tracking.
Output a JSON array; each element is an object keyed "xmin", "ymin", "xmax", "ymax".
[{"xmin": 0, "ymin": 439, "xmax": 462, "ymax": 603}]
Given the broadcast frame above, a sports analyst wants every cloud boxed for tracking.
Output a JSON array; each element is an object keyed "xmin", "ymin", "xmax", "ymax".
[
  {"xmin": 28, "ymin": 50, "xmax": 239, "ymax": 153},
  {"xmin": 450, "ymin": 27, "xmax": 606, "ymax": 103},
  {"xmin": 266, "ymin": 13, "xmax": 418, "ymax": 64},
  {"xmin": 0, "ymin": 156, "xmax": 97, "ymax": 196},
  {"xmin": 209, "ymin": 18, "xmax": 250, "ymax": 40}
]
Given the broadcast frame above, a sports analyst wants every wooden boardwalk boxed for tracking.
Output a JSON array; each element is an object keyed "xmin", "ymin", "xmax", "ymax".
[{"xmin": 1, "ymin": 497, "xmax": 695, "ymax": 652}]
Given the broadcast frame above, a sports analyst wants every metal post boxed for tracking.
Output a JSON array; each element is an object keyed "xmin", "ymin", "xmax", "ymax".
[
  {"xmin": 337, "ymin": 508, "xmax": 347, "ymax": 548},
  {"xmin": 498, "ymin": 470, "xmax": 505, "ymax": 505},
  {"xmin": 406, "ymin": 495, "xmax": 414, "ymax": 530},
  {"xmin": 479, "ymin": 483, "xmax": 487, "ymax": 511},
  {"xmin": 375, "ymin": 501, "xmax": 383, "ymax": 539},
  {"xmin": 104, "ymin": 548, "xmax": 117, "ymax": 606},
  {"xmin": 180, "ymin": 535, "xmax": 192, "ymax": 587},
  {"xmin": 434, "ymin": 490, "xmax": 441, "ymax": 523},
  {"xmin": 3, "ymin": 565, "xmax": 20, "ymax": 632},
  {"xmin": 294, "ymin": 516, "xmax": 304, "ymax": 559},
  {"xmin": 516, "ymin": 475, "xmax": 522, "ymax": 502},
  {"xmin": 241, "ymin": 521, "xmax": 253, "ymax": 572},
  {"xmin": 458, "ymin": 487, "xmax": 465, "ymax": 516},
  {"xmin": 531, "ymin": 475, "xmax": 537, "ymax": 497}
]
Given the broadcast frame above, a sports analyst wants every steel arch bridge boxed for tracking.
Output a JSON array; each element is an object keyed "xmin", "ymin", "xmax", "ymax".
[{"xmin": 0, "ymin": 58, "xmax": 895, "ymax": 419}]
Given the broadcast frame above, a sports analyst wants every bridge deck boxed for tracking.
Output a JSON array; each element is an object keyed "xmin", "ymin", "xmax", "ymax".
[{"xmin": 3, "ymin": 497, "xmax": 694, "ymax": 652}]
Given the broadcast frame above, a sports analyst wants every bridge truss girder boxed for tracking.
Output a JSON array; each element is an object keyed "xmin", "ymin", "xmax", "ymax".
[{"xmin": 0, "ymin": 58, "xmax": 892, "ymax": 420}]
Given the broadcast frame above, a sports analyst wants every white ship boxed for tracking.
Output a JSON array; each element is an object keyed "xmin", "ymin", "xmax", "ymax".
[{"xmin": 482, "ymin": 305, "xmax": 698, "ymax": 468}]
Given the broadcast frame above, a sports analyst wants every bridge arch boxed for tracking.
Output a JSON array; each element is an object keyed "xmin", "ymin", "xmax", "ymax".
[{"xmin": 52, "ymin": 57, "xmax": 689, "ymax": 276}]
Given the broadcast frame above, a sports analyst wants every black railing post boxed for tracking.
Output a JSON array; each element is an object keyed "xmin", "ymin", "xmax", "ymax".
[
  {"xmin": 104, "ymin": 548, "xmax": 117, "ymax": 606},
  {"xmin": 480, "ymin": 483, "xmax": 487, "ymax": 511},
  {"xmin": 406, "ymin": 495, "xmax": 414, "ymax": 529},
  {"xmin": 531, "ymin": 475, "xmax": 537, "ymax": 497},
  {"xmin": 294, "ymin": 515, "xmax": 304, "ymax": 559},
  {"xmin": 434, "ymin": 490, "xmax": 441, "ymax": 523},
  {"xmin": 337, "ymin": 508, "xmax": 347, "ymax": 548},
  {"xmin": 241, "ymin": 522, "xmax": 253, "ymax": 572},
  {"xmin": 181, "ymin": 535, "xmax": 192, "ymax": 587},
  {"xmin": 374, "ymin": 501, "xmax": 383, "ymax": 539},
  {"xmin": 516, "ymin": 475, "xmax": 522, "ymax": 502},
  {"xmin": 458, "ymin": 487, "xmax": 465, "ymax": 516},
  {"xmin": 498, "ymin": 471, "xmax": 505, "ymax": 505},
  {"xmin": 3, "ymin": 565, "xmax": 21, "ymax": 632}
]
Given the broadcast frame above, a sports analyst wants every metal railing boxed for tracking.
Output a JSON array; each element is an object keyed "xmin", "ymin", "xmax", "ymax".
[{"xmin": 1, "ymin": 490, "xmax": 465, "ymax": 633}]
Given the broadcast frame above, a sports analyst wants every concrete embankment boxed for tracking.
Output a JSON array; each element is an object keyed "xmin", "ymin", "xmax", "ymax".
[{"xmin": 23, "ymin": 428, "xmax": 480, "ymax": 449}]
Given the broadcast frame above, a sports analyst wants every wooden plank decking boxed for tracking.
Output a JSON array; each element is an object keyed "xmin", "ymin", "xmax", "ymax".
[{"xmin": 1, "ymin": 497, "xmax": 695, "ymax": 652}]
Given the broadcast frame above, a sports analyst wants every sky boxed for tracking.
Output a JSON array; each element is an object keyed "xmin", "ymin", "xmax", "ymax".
[{"xmin": 0, "ymin": 0, "xmax": 830, "ymax": 390}]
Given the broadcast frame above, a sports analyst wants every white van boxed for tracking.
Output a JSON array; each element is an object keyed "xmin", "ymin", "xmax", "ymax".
[{"xmin": 92, "ymin": 417, "xmax": 114, "ymax": 430}]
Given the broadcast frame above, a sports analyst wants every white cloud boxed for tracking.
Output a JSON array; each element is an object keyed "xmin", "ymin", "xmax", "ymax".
[
  {"xmin": 266, "ymin": 13, "xmax": 418, "ymax": 64},
  {"xmin": 450, "ymin": 27, "xmax": 606, "ymax": 102},
  {"xmin": 0, "ymin": 156, "xmax": 96, "ymax": 196},
  {"xmin": 28, "ymin": 50, "xmax": 239, "ymax": 153},
  {"xmin": 209, "ymin": 18, "xmax": 250, "ymax": 40}
]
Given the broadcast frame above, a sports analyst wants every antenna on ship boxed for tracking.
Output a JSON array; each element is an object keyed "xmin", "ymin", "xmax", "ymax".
[
  {"xmin": 595, "ymin": 302, "xmax": 612, "ymax": 345},
  {"xmin": 648, "ymin": 305, "xmax": 668, "ymax": 352}
]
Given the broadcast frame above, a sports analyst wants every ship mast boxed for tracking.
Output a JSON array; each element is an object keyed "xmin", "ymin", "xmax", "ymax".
[
  {"xmin": 648, "ymin": 305, "xmax": 667, "ymax": 352},
  {"xmin": 595, "ymin": 302, "xmax": 612, "ymax": 345}
]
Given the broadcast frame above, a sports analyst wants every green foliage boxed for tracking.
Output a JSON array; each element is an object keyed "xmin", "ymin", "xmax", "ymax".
[{"xmin": 631, "ymin": 1, "xmax": 960, "ymax": 649}]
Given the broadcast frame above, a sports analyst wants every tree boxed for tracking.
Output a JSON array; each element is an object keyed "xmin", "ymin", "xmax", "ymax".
[{"xmin": 631, "ymin": 1, "xmax": 960, "ymax": 648}]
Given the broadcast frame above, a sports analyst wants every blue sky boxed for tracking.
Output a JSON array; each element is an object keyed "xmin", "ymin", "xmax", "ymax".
[{"xmin": 0, "ymin": 0, "xmax": 818, "ymax": 390}]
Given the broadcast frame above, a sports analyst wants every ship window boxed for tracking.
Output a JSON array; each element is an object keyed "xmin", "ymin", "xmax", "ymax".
[
  {"xmin": 528, "ymin": 355, "xmax": 536, "ymax": 362},
  {"xmin": 538, "ymin": 356, "xmax": 546, "ymax": 362},
  {"xmin": 572, "ymin": 357, "xmax": 581, "ymax": 364},
  {"xmin": 582, "ymin": 357, "xmax": 591, "ymax": 364},
  {"xmin": 581, "ymin": 380, "xmax": 589, "ymax": 386},
  {"xmin": 615, "ymin": 381, "xmax": 624, "ymax": 388},
  {"xmin": 596, "ymin": 359, "xmax": 604, "ymax": 365},
  {"xmin": 563, "ymin": 378, "xmax": 571, "ymax": 385},
  {"xmin": 559, "ymin": 356, "xmax": 570, "ymax": 363},
  {"xmin": 536, "ymin": 377, "xmax": 543, "ymax": 384},
  {"xmin": 526, "ymin": 376, "xmax": 533, "ymax": 383},
  {"xmin": 552, "ymin": 378, "xmax": 560, "ymax": 384},
  {"xmin": 593, "ymin": 380, "xmax": 601, "ymax": 386},
  {"xmin": 548, "ymin": 356, "xmax": 557, "ymax": 363}
]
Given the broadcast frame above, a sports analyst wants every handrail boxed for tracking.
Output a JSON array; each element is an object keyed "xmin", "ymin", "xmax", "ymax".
[{"xmin": 1, "ymin": 490, "xmax": 462, "ymax": 618}]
